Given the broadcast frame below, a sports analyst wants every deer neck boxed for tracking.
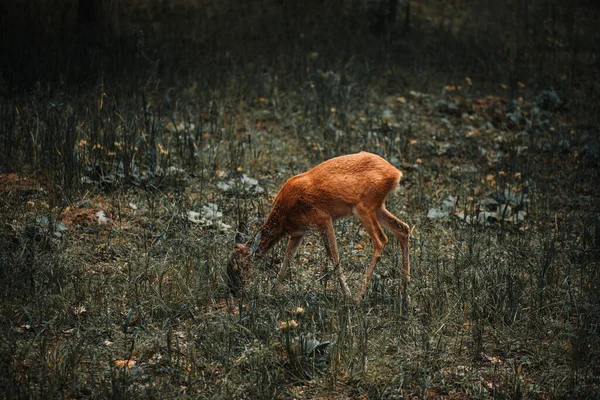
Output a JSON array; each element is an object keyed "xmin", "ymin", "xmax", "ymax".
[{"xmin": 255, "ymin": 207, "xmax": 285, "ymax": 256}]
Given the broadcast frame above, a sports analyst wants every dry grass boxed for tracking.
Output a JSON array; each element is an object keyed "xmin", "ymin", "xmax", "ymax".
[{"xmin": 1, "ymin": 1, "xmax": 599, "ymax": 398}]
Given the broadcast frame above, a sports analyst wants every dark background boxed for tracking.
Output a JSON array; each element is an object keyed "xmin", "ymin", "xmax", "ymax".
[{"xmin": 0, "ymin": 1, "xmax": 599, "ymax": 398}]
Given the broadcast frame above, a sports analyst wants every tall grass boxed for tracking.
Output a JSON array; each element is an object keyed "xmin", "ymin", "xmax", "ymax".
[{"xmin": 0, "ymin": 0, "xmax": 598, "ymax": 398}]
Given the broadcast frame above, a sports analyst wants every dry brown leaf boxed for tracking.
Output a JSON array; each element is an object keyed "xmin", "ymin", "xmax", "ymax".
[
  {"xmin": 291, "ymin": 307, "xmax": 305, "ymax": 316},
  {"xmin": 114, "ymin": 359, "xmax": 136, "ymax": 368},
  {"xmin": 278, "ymin": 320, "xmax": 299, "ymax": 330}
]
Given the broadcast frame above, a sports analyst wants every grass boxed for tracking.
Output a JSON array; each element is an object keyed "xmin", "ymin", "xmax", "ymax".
[{"xmin": 1, "ymin": 0, "xmax": 599, "ymax": 398}]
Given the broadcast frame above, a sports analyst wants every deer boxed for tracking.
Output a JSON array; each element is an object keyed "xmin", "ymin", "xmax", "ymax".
[{"xmin": 226, "ymin": 151, "xmax": 410, "ymax": 304}]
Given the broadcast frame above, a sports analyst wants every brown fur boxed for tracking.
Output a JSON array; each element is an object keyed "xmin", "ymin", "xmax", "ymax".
[{"xmin": 227, "ymin": 151, "xmax": 410, "ymax": 303}]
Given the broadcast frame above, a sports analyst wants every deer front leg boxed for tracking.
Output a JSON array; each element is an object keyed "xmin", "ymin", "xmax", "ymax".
[
  {"xmin": 320, "ymin": 219, "xmax": 352, "ymax": 299},
  {"xmin": 354, "ymin": 209, "xmax": 388, "ymax": 303},
  {"xmin": 274, "ymin": 235, "xmax": 303, "ymax": 291}
]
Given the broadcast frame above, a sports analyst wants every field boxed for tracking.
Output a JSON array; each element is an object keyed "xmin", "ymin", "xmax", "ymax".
[{"xmin": 1, "ymin": 1, "xmax": 599, "ymax": 398}]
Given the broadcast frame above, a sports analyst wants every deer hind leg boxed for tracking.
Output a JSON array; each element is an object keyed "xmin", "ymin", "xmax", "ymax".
[
  {"xmin": 377, "ymin": 207, "xmax": 410, "ymax": 283},
  {"xmin": 354, "ymin": 207, "xmax": 389, "ymax": 303},
  {"xmin": 274, "ymin": 235, "xmax": 303, "ymax": 291},
  {"xmin": 320, "ymin": 219, "xmax": 352, "ymax": 298}
]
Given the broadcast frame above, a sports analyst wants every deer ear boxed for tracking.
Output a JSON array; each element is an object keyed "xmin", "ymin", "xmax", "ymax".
[{"xmin": 235, "ymin": 222, "xmax": 248, "ymax": 244}]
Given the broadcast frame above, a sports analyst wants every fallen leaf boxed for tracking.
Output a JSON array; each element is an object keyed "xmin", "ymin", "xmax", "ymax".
[
  {"xmin": 71, "ymin": 305, "xmax": 87, "ymax": 316},
  {"xmin": 96, "ymin": 210, "xmax": 108, "ymax": 224},
  {"xmin": 427, "ymin": 208, "xmax": 450, "ymax": 220},
  {"xmin": 278, "ymin": 320, "xmax": 299, "ymax": 330},
  {"xmin": 291, "ymin": 307, "xmax": 305, "ymax": 316},
  {"xmin": 114, "ymin": 359, "xmax": 136, "ymax": 368}
]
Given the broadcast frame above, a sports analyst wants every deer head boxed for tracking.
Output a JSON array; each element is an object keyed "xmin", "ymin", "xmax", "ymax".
[{"xmin": 226, "ymin": 226, "xmax": 263, "ymax": 295}]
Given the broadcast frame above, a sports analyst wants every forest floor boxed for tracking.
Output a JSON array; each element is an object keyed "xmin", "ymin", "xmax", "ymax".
[{"xmin": 1, "ymin": 1, "xmax": 599, "ymax": 398}]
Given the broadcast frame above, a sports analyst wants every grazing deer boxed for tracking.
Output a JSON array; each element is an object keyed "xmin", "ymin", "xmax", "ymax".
[{"xmin": 227, "ymin": 151, "xmax": 410, "ymax": 303}]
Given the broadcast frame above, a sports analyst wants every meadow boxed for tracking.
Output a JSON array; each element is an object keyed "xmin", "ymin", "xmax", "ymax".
[{"xmin": 1, "ymin": 1, "xmax": 598, "ymax": 398}]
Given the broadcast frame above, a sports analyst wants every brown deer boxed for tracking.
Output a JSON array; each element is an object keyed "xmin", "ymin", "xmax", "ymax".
[{"xmin": 227, "ymin": 151, "xmax": 410, "ymax": 303}]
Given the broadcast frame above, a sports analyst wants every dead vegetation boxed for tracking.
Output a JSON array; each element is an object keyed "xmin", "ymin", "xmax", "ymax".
[{"xmin": 0, "ymin": 0, "xmax": 599, "ymax": 398}]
